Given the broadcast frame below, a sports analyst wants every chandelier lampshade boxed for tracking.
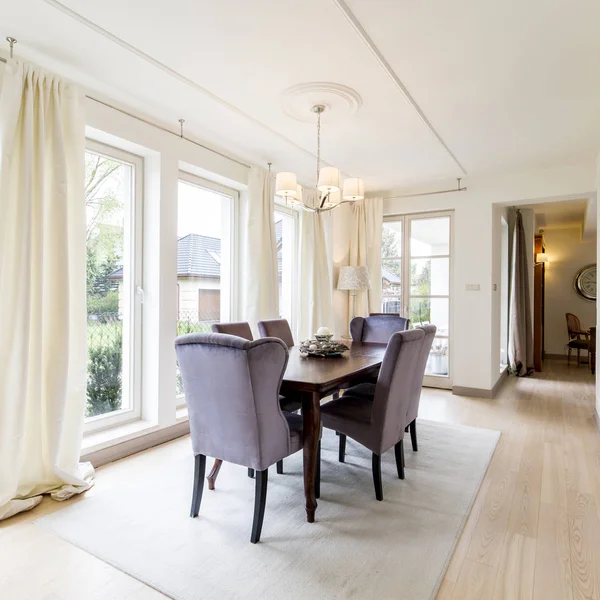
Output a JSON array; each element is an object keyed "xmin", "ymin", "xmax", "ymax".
[
  {"xmin": 317, "ymin": 166, "xmax": 340, "ymax": 193},
  {"xmin": 342, "ymin": 177, "xmax": 365, "ymax": 201},
  {"xmin": 287, "ymin": 184, "xmax": 303, "ymax": 206},
  {"xmin": 275, "ymin": 172, "xmax": 297, "ymax": 198}
]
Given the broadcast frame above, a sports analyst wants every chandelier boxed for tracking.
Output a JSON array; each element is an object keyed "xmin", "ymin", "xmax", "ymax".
[{"xmin": 275, "ymin": 104, "xmax": 365, "ymax": 213}]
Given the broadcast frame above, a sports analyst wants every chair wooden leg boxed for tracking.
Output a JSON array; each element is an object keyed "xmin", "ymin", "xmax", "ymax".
[
  {"xmin": 206, "ymin": 458, "xmax": 223, "ymax": 491},
  {"xmin": 276, "ymin": 460, "xmax": 283, "ymax": 474},
  {"xmin": 567, "ymin": 347, "xmax": 571, "ymax": 365},
  {"xmin": 409, "ymin": 420, "xmax": 418, "ymax": 452},
  {"xmin": 372, "ymin": 453, "xmax": 383, "ymax": 501},
  {"xmin": 250, "ymin": 469, "xmax": 268, "ymax": 544},
  {"xmin": 315, "ymin": 440, "xmax": 321, "ymax": 499},
  {"xmin": 190, "ymin": 454, "xmax": 206, "ymax": 518},
  {"xmin": 394, "ymin": 440, "xmax": 405, "ymax": 480},
  {"xmin": 339, "ymin": 433, "xmax": 347, "ymax": 463},
  {"xmin": 248, "ymin": 468, "xmax": 255, "ymax": 478},
  {"xmin": 577, "ymin": 348, "xmax": 581, "ymax": 366}
]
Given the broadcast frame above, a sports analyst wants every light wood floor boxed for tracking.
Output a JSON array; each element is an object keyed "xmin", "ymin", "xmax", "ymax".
[{"xmin": 1, "ymin": 360, "xmax": 598, "ymax": 600}]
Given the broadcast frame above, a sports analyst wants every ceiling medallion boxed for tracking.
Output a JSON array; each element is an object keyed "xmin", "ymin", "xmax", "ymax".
[{"xmin": 281, "ymin": 82, "xmax": 362, "ymax": 124}]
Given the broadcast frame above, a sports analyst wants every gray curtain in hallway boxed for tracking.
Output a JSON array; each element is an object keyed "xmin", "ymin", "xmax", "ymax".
[{"xmin": 508, "ymin": 210, "xmax": 534, "ymax": 376}]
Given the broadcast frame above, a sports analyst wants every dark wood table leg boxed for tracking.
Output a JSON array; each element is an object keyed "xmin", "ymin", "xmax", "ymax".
[
  {"xmin": 206, "ymin": 458, "xmax": 223, "ymax": 491},
  {"xmin": 302, "ymin": 391, "xmax": 321, "ymax": 523}
]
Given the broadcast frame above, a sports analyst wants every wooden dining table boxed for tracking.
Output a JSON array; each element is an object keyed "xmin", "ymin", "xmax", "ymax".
[{"xmin": 280, "ymin": 341, "xmax": 387, "ymax": 523}]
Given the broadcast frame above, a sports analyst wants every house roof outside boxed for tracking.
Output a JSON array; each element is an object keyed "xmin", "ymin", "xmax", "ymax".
[
  {"xmin": 109, "ymin": 224, "xmax": 284, "ymax": 280},
  {"xmin": 381, "ymin": 266, "xmax": 401, "ymax": 284}
]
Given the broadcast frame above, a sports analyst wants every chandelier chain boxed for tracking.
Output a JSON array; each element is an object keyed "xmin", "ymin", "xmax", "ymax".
[{"xmin": 316, "ymin": 109, "xmax": 321, "ymax": 186}]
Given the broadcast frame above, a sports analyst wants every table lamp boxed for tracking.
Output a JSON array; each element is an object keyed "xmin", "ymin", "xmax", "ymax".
[{"xmin": 338, "ymin": 265, "xmax": 371, "ymax": 339}]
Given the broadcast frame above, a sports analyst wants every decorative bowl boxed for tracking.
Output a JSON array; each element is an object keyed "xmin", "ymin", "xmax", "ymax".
[{"xmin": 300, "ymin": 338, "xmax": 349, "ymax": 358}]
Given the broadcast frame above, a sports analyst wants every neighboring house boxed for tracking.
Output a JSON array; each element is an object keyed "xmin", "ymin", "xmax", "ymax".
[
  {"xmin": 108, "ymin": 233, "xmax": 222, "ymax": 322},
  {"xmin": 109, "ymin": 225, "xmax": 284, "ymax": 322}
]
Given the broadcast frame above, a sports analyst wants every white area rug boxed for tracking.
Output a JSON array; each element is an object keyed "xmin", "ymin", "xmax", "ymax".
[{"xmin": 38, "ymin": 420, "xmax": 499, "ymax": 600}]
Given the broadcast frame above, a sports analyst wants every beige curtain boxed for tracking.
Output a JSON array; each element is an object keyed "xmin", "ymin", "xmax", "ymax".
[
  {"xmin": 508, "ymin": 210, "xmax": 534, "ymax": 376},
  {"xmin": 298, "ymin": 190, "xmax": 334, "ymax": 340},
  {"xmin": 241, "ymin": 166, "xmax": 279, "ymax": 334},
  {"xmin": 0, "ymin": 60, "xmax": 94, "ymax": 520},
  {"xmin": 348, "ymin": 197, "xmax": 384, "ymax": 318}
]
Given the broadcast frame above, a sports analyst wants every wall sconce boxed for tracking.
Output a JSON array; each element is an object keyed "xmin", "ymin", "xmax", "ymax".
[{"xmin": 536, "ymin": 253, "xmax": 549, "ymax": 265}]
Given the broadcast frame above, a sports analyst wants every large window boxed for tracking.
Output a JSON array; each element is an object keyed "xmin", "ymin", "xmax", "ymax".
[
  {"xmin": 275, "ymin": 205, "xmax": 298, "ymax": 332},
  {"xmin": 176, "ymin": 174, "xmax": 237, "ymax": 402},
  {"xmin": 85, "ymin": 143, "xmax": 143, "ymax": 429},
  {"xmin": 382, "ymin": 212, "xmax": 452, "ymax": 388}
]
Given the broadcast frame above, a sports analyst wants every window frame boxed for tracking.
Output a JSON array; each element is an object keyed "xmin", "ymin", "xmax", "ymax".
[
  {"xmin": 382, "ymin": 210, "xmax": 454, "ymax": 389},
  {"xmin": 274, "ymin": 200, "xmax": 300, "ymax": 337},
  {"xmin": 176, "ymin": 171, "xmax": 239, "ymax": 408},
  {"xmin": 84, "ymin": 139, "xmax": 144, "ymax": 433}
]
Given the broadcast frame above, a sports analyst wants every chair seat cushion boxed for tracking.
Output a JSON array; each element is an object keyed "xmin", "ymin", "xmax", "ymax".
[
  {"xmin": 321, "ymin": 394, "xmax": 375, "ymax": 451},
  {"xmin": 568, "ymin": 339, "xmax": 589, "ymax": 349},
  {"xmin": 282, "ymin": 411, "xmax": 303, "ymax": 454},
  {"xmin": 342, "ymin": 382, "xmax": 376, "ymax": 399},
  {"xmin": 279, "ymin": 394, "xmax": 303, "ymax": 413}
]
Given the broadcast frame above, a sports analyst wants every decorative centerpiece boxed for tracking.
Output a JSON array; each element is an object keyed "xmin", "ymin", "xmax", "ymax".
[{"xmin": 300, "ymin": 327, "xmax": 349, "ymax": 358}]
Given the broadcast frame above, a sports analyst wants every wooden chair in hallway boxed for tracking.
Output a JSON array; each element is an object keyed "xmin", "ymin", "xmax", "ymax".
[{"xmin": 565, "ymin": 312, "xmax": 590, "ymax": 366}]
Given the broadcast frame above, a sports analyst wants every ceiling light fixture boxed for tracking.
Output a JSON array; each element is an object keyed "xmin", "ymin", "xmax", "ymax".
[{"xmin": 275, "ymin": 104, "xmax": 365, "ymax": 213}]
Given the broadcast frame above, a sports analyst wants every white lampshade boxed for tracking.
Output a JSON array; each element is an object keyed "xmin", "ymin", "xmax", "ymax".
[
  {"xmin": 337, "ymin": 265, "xmax": 371, "ymax": 291},
  {"xmin": 342, "ymin": 177, "xmax": 365, "ymax": 201},
  {"xmin": 317, "ymin": 166, "xmax": 340, "ymax": 193},
  {"xmin": 287, "ymin": 184, "xmax": 303, "ymax": 206},
  {"xmin": 536, "ymin": 252, "xmax": 549, "ymax": 264},
  {"xmin": 275, "ymin": 172, "xmax": 297, "ymax": 197},
  {"xmin": 322, "ymin": 189, "xmax": 341, "ymax": 208}
]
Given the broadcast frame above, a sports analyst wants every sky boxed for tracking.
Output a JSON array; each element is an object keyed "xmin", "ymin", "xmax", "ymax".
[{"xmin": 177, "ymin": 181, "xmax": 224, "ymax": 239}]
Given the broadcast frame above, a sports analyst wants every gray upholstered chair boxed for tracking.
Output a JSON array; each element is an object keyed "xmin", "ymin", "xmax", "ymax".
[
  {"xmin": 319, "ymin": 328, "xmax": 426, "ymax": 501},
  {"xmin": 405, "ymin": 325, "xmax": 436, "ymax": 451},
  {"xmin": 257, "ymin": 318, "xmax": 295, "ymax": 348},
  {"xmin": 350, "ymin": 313, "xmax": 410, "ymax": 343},
  {"xmin": 211, "ymin": 321, "xmax": 254, "ymax": 340},
  {"xmin": 257, "ymin": 319, "xmax": 302, "ymax": 414},
  {"xmin": 175, "ymin": 332, "xmax": 303, "ymax": 543}
]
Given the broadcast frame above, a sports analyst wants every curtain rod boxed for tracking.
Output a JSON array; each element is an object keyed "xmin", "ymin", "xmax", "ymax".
[
  {"xmin": 85, "ymin": 96, "xmax": 251, "ymax": 169},
  {"xmin": 0, "ymin": 55, "xmax": 251, "ymax": 170},
  {"xmin": 383, "ymin": 178, "xmax": 466, "ymax": 200}
]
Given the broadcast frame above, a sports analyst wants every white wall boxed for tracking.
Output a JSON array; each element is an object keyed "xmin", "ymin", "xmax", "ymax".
[
  {"xmin": 380, "ymin": 163, "xmax": 596, "ymax": 393},
  {"xmin": 543, "ymin": 227, "xmax": 596, "ymax": 355}
]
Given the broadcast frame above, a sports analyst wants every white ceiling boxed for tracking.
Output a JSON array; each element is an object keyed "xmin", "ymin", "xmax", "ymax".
[
  {"xmin": 2, "ymin": 0, "xmax": 600, "ymax": 192},
  {"xmin": 523, "ymin": 198, "xmax": 591, "ymax": 232}
]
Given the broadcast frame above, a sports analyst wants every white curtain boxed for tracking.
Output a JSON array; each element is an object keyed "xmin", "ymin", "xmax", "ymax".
[
  {"xmin": 0, "ymin": 60, "xmax": 94, "ymax": 520},
  {"xmin": 348, "ymin": 197, "xmax": 384, "ymax": 318},
  {"xmin": 241, "ymin": 166, "xmax": 279, "ymax": 332},
  {"xmin": 298, "ymin": 190, "xmax": 334, "ymax": 340}
]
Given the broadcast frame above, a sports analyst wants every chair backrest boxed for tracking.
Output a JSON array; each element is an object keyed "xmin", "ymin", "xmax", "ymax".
[
  {"xmin": 257, "ymin": 319, "xmax": 295, "ymax": 348},
  {"xmin": 211, "ymin": 321, "xmax": 253, "ymax": 341},
  {"xmin": 370, "ymin": 329, "xmax": 425, "ymax": 454},
  {"xmin": 350, "ymin": 314, "xmax": 411, "ymax": 343},
  {"xmin": 407, "ymin": 325, "xmax": 437, "ymax": 423},
  {"xmin": 566, "ymin": 313, "xmax": 582, "ymax": 339},
  {"xmin": 175, "ymin": 333, "xmax": 291, "ymax": 471}
]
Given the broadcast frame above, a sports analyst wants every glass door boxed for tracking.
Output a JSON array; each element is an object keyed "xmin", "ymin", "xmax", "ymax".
[
  {"xmin": 407, "ymin": 214, "xmax": 451, "ymax": 388},
  {"xmin": 382, "ymin": 212, "xmax": 453, "ymax": 388}
]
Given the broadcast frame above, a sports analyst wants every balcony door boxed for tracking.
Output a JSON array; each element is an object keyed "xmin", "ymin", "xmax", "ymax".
[{"xmin": 382, "ymin": 212, "xmax": 452, "ymax": 389}]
